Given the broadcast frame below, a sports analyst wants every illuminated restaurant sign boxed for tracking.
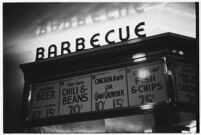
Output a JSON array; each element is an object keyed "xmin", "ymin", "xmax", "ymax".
[
  {"xmin": 127, "ymin": 61, "xmax": 168, "ymax": 106},
  {"xmin": 173, "ymin": 61, "xmax": 196, "ymax": 104},
  {"xmin": 29, "ymin": 60, "xmax": 168, "ymax": 120},
  {"xmin": 35, "ymin": 22, "xmax": 146, "ymax": 61},
  {"xmin": 30, "ymin": 81, "xmax": 60, "ymax": 119},
  {"xmin": 36, "ymin": 4, "xmax": 145, "ymax": 35},
  {"xmin": 92, "ymin": 68, "xmax": 128, "ymax": 111},
  {"xmin": 59, "ymin": 75, "xmax": 91, "ymax": 115}
]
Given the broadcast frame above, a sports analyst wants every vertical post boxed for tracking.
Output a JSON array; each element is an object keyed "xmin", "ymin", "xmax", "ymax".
[
  {"xmin": 19, "ymin": 75, "xmax": 31, "ymax": 132},
  {"xmin": 195, "ymin": 2, "xmax": 199, "ymax": 133},
  {"xmin": 154, "ymin": 56, "xmax": 180, "ymax": 132}
]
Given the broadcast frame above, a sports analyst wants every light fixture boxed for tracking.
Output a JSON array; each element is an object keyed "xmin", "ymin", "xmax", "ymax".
[
  {"xmin": 178, "ymin": 50, "xmax": 184, "ymax": 55},
  {"xmin": 137, "ymin": 68, "xmax": 150, "ymax": 79},
  {"xmin": 28, "ymin": 89, "xmax": 32, "ymax": 102},
  {"xmin": 140, "ymin": 103, "xmax": 155, "ymax": 110},
  {"xmin": 132, "ymin": 53, "xmax": 146, "ymax": 62},
  {"xmin": 172, "ymin": 50, "xmax": 177, "ymax": 53}
]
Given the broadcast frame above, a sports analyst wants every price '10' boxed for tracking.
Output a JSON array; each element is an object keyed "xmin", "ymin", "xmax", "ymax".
[
  {"xmin": 32, "ymin": 108, "xmax": 56, "ymax": 119},
  {"xmin": 95, "ymin": 98, "xmax": 124, "ymax": 111}
]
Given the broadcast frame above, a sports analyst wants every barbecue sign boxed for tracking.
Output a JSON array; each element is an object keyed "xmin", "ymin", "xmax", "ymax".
[{"xmin": 35, "ymin": 22, "xmax": 146, "ymax": 61}]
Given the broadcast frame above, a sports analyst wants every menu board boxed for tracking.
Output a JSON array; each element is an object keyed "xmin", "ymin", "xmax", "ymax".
[
  {"xmin": 92, "ymin": 68, "xmax": 128, "ymax": 111},
  {"xmin": 59, "ymin": 75, "xmax": 91, "ymax": 115},
  {"xmin": 30, "ymin": 81, "xmax": 59, "ymax": 120},
  {"xmin": 173, "ymin": 62, "xmax": 196, "ymax": 104},
  {"xmin": 28, "ymin": 61, "xmax": 170, "ymax": 120},
  {"xmin": 127, "ymin": 61, "xmax": 168, "ymax": 106}
]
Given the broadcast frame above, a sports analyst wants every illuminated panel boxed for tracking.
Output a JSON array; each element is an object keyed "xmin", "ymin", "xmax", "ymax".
[
  {"xmin": 173, "ymin": 61, "xmax": 196, "ymax": 104},
  {"xmin": 127, "ymin": 61, "xmax": 168, "ymax": 106},
  {"xmin": 30, "ymin": 81, "xmax": 60, "ymax": 120},
  {"xmin": 6, "ymin": 3, "xmax": 195, "ymax": 63},
  {"xmin": 59, "ymin": 74, "xmax": 91, "ymax": 115},
  {"xmin": 92, "ymin": 68, "xmax": 128, "ymax": 111},
  {"xmin": 34, "ymin": 3, "xmax": 195, "ymax": 37}
]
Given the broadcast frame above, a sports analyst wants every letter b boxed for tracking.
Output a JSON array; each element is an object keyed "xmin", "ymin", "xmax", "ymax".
[
  {"xmin": 36, "ymin": 47, "xmax": 45, "ymax": 61},
  {"xmin": 76, "ymin": 37, "xmax": 85, "ymax": 52}
]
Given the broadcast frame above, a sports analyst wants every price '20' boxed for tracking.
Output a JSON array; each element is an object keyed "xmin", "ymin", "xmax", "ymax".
[{"xmin": 68, "ymin": 104, "xmax": 83, "ymax": 114}]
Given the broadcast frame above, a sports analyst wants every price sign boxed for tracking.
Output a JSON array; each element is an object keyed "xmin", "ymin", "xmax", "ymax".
[
  {"xmin": 127, "ymin": 61, "xmax": 168, "ymax": 106},
  {"xmin": 30, "ymin": 81, "xmax": 59, "ymax": 120},
  {"xmin": 59, "ymin": 74, "xmax": 91, "ymax": 115},
  {"xmin": 92, "ymin": 68, "xmax": 128, "ymax": 111},
  {"xmin": 173, "ymin": 62, "xmax": 196, "ymax": 104}
]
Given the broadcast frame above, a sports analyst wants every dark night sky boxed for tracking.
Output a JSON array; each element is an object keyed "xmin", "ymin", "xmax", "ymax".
[{"xmin": 3, "ymin": 2, "xmax": 196, "ymax": 133}]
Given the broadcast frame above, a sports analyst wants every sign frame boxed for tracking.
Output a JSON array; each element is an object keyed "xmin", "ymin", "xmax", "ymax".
[{"xmin": 23, "ymin": 57, "xmax": 175, "ymax": 129}]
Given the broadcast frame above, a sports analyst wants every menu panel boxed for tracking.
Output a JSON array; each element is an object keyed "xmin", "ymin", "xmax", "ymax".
[
  {"xmin": 173, "ymin": 62, "xmax": 196, "ymax": 104},
  {"xmin": 59, "ymin": 75, "xmax": 91, "ymax": 115},
  {"xmin": 30, "ymin": 81, "xmax": 59, "ymax": 120},
  {"xmin": 92, "ymin": 68, "xmax": 128, "ymax": 111},
  {"xmin": 127, "ymin": 61, "xmax": 168, "ymax": 106}
]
